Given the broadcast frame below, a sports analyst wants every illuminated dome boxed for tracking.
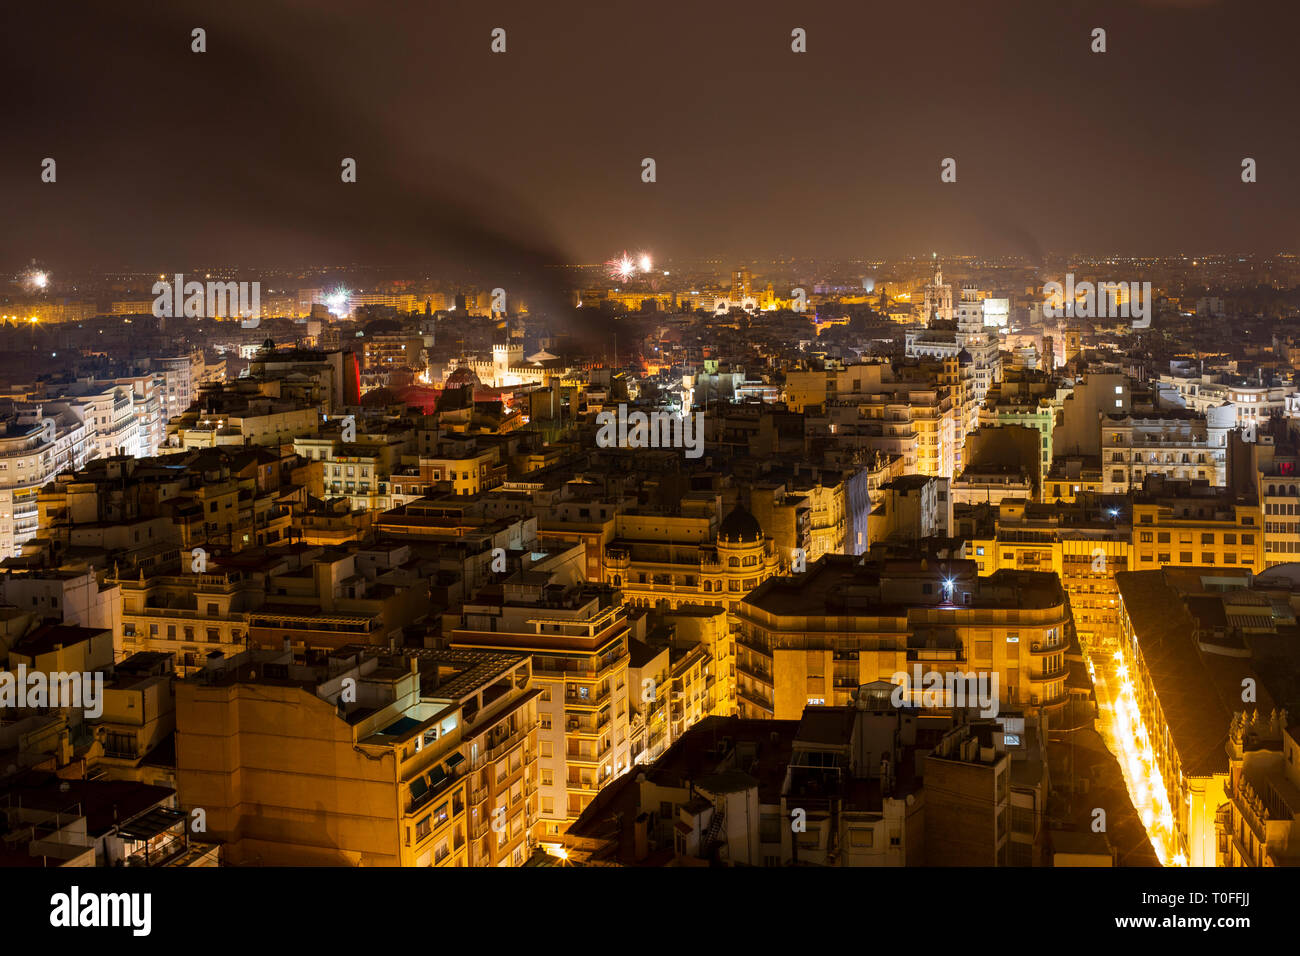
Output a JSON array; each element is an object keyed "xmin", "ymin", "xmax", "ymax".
[{"xmin": 719, "ymin": 504, "xmax": 763, "ymax": 544}]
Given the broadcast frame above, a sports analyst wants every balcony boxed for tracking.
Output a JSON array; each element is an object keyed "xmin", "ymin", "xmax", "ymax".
[
  {"xmin": 737, "ymin": 660, "xmax": 772, "ymax": 683},
  {"xmin": 737, "ymin": 686, "xmax": 773, "ymax": 713},
  {"xmin": 486, "ymin": 728, "xmax": 527, "ymax": 763},
  {"xmin": 1033, "ymin": 662, "xmax": 1069, "ymax": 682}
]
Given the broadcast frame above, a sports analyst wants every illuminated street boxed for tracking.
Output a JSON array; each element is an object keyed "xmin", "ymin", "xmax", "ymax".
[{"xmin": 1090, "ymin": 650, "xmax": 1185, "ymax": 867}]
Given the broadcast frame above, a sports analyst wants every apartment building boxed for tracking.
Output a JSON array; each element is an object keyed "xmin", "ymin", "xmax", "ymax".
[
  {"xmin": 867, "ymin": 474, "xmax": 952, "ymax": 548},
  {"xmin": 748, "ymin": 466, "xmax": 853, "ymax": 562},
  {"xmin": 1219, "ymin": 710, "xmax": 1300, "ymax": 867},
  {"xmin": 801, "ymin": 364, "xmax": 961, "ymax": 480},
  {"xmin": 923, "ymin": 717, "xmax": 1015, "ymax": 865},
  {"xmin": 1156, "ymin": 370, "xmax": 1293, "ymax": 436},
  {"xmin": 0, "ymin": 566, "xmax": 120, "ymax": 633},
  {"xmin": 30, "ymin": 451, "xmax": 294, "ymax": 571},
  {"xmin": 294, "ymin": 422, "xmax": 413, "ymax": 511},
  {"xmin": 605, "ymin": 503, "xmax": 781, "ymax": 613},
  {"xmin": 88, "ymin": 651, "xmax": 177, "ymax": 786},
  {"xmin": 1129, "ymin": 476, "xmax": 1264, "ymax": 574},
  {"xmin": 735, "ymin": 555, "xmax": 1073, "ymax": 726},
  {"xmin": 169, "ymin": 382, "xmax": 321, "ymax": 449},
  {"xmin": 979, "ymin": 370, "xmax": 1062, "ymax": 478},
  {"xmin": 449, "ymin": 555, "xmax": 632, "ymax": 834},
  {"xmin": 0, "ymin": 405, "xmax": 91, "ymax": 557},
  {"xmin": 566, "ymin": 716, "xmax": 798, "ymax": 866},
  {"xmin": 1253, "ymin": 433, "xmax": 1300, "ymax": 566},
  {"xmin": 1099, "ymin": 409, "xmax": 1230, "ymax": 494},
  {"xmin": 153, "ymin": 352, "xmax": 203, "ymax": 423},
  {"xmin": 176, "ymin": 646, "xmax": 484, "ymax": 866},
  {"xmin": 965, "ymin": 496, "xmax": 1131, "ymax": 651},
  {"xmin": 60, "ymin": 380, "xmax": 143, "ymax": 460},
  {"xmin": 117, "ymin": 565, "xmax": 261, "ymax": 674},
  {"xmin": 780, "ymin": 689, "xmax": 926, "ymax": 867},
  {"xmin": 414, "ymin": 648, "xmax": 540, "ymax": 866},
  {"xmin": 248, "ymin": 543, "xmax": 430, "ymax": 655}
]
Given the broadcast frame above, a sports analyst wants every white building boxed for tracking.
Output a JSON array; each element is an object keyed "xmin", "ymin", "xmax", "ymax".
[
  {"xmin": 0, "ymin": 404, "xmax": 91, "ymax": 557},
  {"xmin": 1098, "ymin": 407, "xmax": 1232, "ymax": 494},
  {"xmin": 1156, "ymin": 371, "xmax": 1293, "ymax": 440}
]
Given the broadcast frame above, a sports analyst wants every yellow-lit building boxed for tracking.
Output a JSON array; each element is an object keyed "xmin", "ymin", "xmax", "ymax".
[
  {"xmin": 175, "ymin": 645, "xmax": 536, "ymax": 866},
  {"xmin": 1220, "ymin": 711, "xmax": 1300, "ymax": 867},
  {"xmin": 1130, "ymin": 479, "xmax": 1264, "ymax": 574},
  {"xmin": 605, "ymin": 504, "xmax": 781, "ymax": 612},
  {"xmin": 449, "ymin": 564, "xmax": 633, "ymax": 836},
  {"xmin": 117, "ymin": 566, "xmax": 258, "ymax": 673},
  {"xmin": 735, "ymin": 555, "xmax": 1072, "ymax": 725},
  {"xmin": 965, "ymin": 497, "xmax": 1131, "ymax": 651}
]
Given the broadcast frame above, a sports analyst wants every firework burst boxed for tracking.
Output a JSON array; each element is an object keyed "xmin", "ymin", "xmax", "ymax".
[
  {"xmin": 18, "ymin": 266, "xmax": 49, "ymax": 294},
  {"xmin": 606, "ymin": 252, "xmax": 636, "ymax": 283}
]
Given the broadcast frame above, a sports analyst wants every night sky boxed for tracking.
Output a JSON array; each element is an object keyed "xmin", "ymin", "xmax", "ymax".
[{"xmin": 3, "ymin": 0, "xmax": 1297, "ymax": 276}]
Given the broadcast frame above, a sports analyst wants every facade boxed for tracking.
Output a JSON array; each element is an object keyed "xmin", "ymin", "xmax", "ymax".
[
  {"xmin": 1219, "ymin": 711, "xmax": 1300, "ymax": 867},
  {"xmin": 449, "ymin": 560, "xmax": 633, "ymax": 835},
  {"xmin": 1099, "ymin": 410, "xmax": 1230, "ymax": 494},
  {"xmin": 965, "ymin": 497, "xmax": 1131, "ymax": 651},
  {"xmin": 735, "ymin": 555, "xmax": 1072, "ymax": 726},
  {"xmin": 1130, "ymin": 478, "xmax": 1264, "ymax": 575},
  {"xmin": 0, "ymin": 405, "xmax": 91, "ymax": 558},
  {"xmin": 175, "ymin": 645, "xmax": 535, "ymax": 866}
]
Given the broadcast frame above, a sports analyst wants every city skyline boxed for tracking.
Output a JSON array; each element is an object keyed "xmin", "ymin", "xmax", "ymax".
[{"xmin": 4, "ymin": 3, "xmax": 1300, "ymax": 930}]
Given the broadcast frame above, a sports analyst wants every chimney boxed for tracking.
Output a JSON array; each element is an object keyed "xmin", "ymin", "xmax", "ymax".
[{"xmin": 633, "ymin": 812, "xmax": 650, "ymax": 862}]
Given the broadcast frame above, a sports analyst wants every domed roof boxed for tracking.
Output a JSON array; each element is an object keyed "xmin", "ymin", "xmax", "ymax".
[
  {"xmin": 719, "ymin": 504, "xmax": 763, "ymax": 544},
  {"xmin": 444, "ymin": 365, "xmax": 481, "ymax": 387},
  {"xmin": 956, "ymin": 347, "xmax": 973, "ymax": 366}
]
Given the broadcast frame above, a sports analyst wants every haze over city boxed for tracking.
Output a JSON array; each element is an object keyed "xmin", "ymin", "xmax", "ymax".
[{"xmin": 0, "ymin": 1, "xmax": 1296, "ymax": 939}]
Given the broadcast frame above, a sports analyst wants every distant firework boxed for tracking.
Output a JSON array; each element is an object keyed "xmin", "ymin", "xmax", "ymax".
[
  {"xmin": 18, "ymin": 266, "xmax": 49, "ymax": 293},
  {"xmin": 606, "ymin": 252, "xmax": 636, "ymax": 283}
]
